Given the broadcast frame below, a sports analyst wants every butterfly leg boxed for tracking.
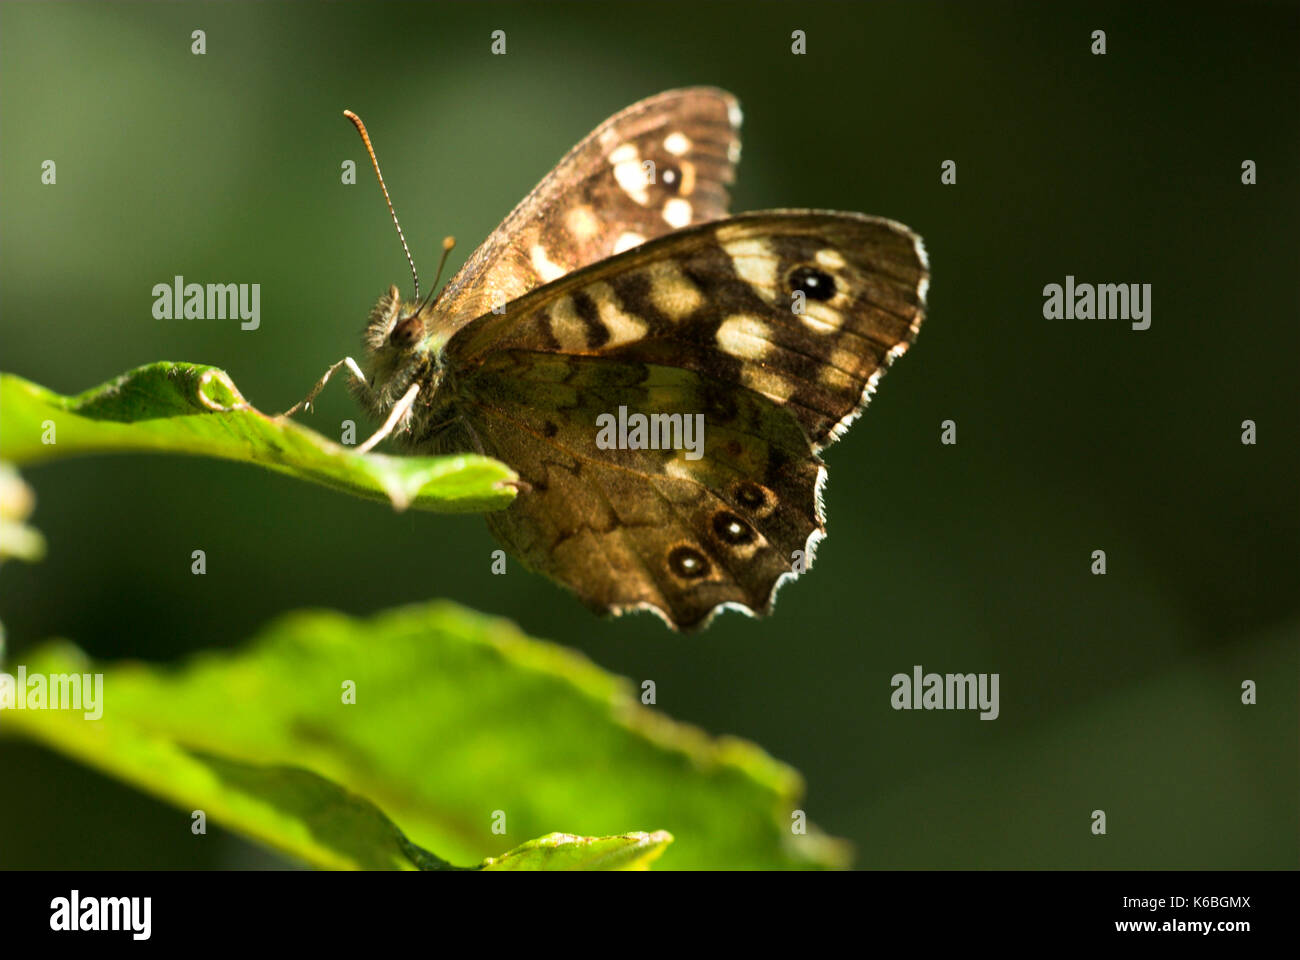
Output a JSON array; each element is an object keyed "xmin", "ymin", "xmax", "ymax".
[
  {"xmin": 280, "ymin": 357, "xmax": 370, "ymax": 417},
  {"xmin": 356, "ymin": 382, "xmax": 420, "ymax": 454}
]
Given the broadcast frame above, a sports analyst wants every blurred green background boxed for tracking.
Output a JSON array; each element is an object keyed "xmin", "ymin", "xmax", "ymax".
[{"xmin": 1, "ymin": 1, "xmax": 1296, "ymax": 868}]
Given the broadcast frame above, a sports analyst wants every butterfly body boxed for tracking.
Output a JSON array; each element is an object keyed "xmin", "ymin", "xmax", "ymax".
[{"xmin": 338, "ymin": 89, "xmax": 928, "ymax": 630}]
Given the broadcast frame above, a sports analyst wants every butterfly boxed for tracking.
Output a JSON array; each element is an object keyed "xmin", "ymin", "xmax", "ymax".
[{"xmin": 287, "ymin": 88, "xmax": 928, "ymax": 631}]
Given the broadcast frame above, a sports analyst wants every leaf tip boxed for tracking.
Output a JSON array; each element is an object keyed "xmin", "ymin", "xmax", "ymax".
[{"xmin": 196, "ymin": 368, "xmax": 250, "ymax": 412}]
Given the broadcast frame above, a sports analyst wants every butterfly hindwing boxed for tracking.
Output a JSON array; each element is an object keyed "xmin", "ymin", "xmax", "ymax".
[
  {"xmin": 432, "ymin": 87, "xmax": 742, "ymax": 334},
  {"xmin": 456, "ymin": 352, "xmax": 823, "ymax": 630}
]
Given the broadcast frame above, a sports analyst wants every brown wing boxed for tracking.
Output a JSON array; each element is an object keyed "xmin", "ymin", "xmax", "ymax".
[
  {"xmin": 445, "ymin": 210, "xmax": 928, "ymax": 453},
  {"xmin": 442, "ymin": 211, "xmax": 928, "ymax": 628},
  {"xmin": 461, "ymin": 351, "xmax": 825, "ymax": 631},
  {"xmin": 432, "ymin": 87, "xmax": 742, "ymax": 333}
]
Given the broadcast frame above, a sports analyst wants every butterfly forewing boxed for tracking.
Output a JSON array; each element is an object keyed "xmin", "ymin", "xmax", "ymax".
[
  {"xmin": 446, "ymin": 212, "xmax": 928, "ymax": 451},
  {"xmin": 433, "ymin": 87, "xmax": 742, "ymax": 334}
]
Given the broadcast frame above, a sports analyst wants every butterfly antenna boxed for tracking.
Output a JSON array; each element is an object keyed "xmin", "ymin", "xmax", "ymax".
[
  {"xmin": 344, "ymin": 109, "xmax": 420, "ymax": 302},
  {"xmin": 417, "ymin": 236, "xmax": 457, "ymax": 312}
]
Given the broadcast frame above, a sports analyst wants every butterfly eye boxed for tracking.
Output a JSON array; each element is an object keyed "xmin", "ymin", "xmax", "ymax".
[
  {"xmin": 712, "ymin": 511, "xmax": 755, "ymax": 546},
  {"xmin": 668, "ymin": 545, "xmax": 710, "ymax": 579},
  {"xmin": 787, "ymin": 265, "xmax": 837, "ymax": 301},
  {"xmin": 389, "ymin": 314, "xmax": 425, "ymax": 347}
]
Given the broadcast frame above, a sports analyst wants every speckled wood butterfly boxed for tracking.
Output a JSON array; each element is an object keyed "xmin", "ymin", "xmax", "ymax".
[{"xmin": 288, "ymin": 88, "xmax": 928, "ymax": 630}]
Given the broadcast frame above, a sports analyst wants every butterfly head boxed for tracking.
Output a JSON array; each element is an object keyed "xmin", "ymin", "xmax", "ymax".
[
  {"xmin": 356, "ymin": 225, "xmax": 463, "ymax": 413},
  {"xmin": 364, "ymin": 284, "xmax": 425, "ymax": 349},
  {"xmin": 356, "ymin": 284, "xmax": 446, "ymax": 418}
]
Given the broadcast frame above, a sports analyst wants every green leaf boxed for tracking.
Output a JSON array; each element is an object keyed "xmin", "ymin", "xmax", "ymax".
[
  {"xmin": 0, "ymin": 363, "xmax": 515, "ymax": 512},
  {"xmin": 480, "ymin": 831, "xmax": 673, "ymax": 871},
  {"xmin": 2, "ymin": 602, "xmax": 848, "ymax": 869}
]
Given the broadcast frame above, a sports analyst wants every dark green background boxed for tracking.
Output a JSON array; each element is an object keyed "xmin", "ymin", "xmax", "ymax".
[{"xmin": 1, "ymin": 1, "xmax": 1296, "ymax": 868}]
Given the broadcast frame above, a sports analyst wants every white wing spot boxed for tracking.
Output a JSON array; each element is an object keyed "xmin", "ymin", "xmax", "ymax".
[
  {"xmin": 613, "ymin": 231, "xmax": 645, "ymax": 254},
  {"xmin": 645, "ymin": 260, "xmax": 704, "ymax": 320},
  {"xmin": 723, "ymin": 237, "xmax": 777, "ymax": 301},
  {"xmin": 662, "ymin": 197, "xmax": 692, "ymax": 229},
  {"xmin": 609, "ymin": 141, "xmax": 649, "ymax": 204},
  {"xmin": 588, "ymin": 281, "xmax": 647, "ymax": 347},
  {"xmin": 716, "ymin": 314, "xmax": 772, "ymax": 360},
  {"xmin": 815, "ymin": 248, "xmax": 846, "ymax": 269},
  {"xmin": 608, "ymin": 143, "xmax": 638, "ymax": 165},
  {"xmin": 800, "ymin": 301, "xmax": 844, "ymax": 333},
  {"xmin": 565, "ymin": 205, "xmax": 600, "ymax": 241},
  {"xmin": 663, "ymin": 132, "xmax": 691, "ymax": 156},
  {"xmin": 614, "ymin": 162, "xmax": 650, "ymax": 204},
  {"xmin": 530, "ymin": 245, "xmax": 567, "ymax": 284},
  {"xmin": 548, "ymin": 297, "xmax": 588, "ymax": 351}
]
